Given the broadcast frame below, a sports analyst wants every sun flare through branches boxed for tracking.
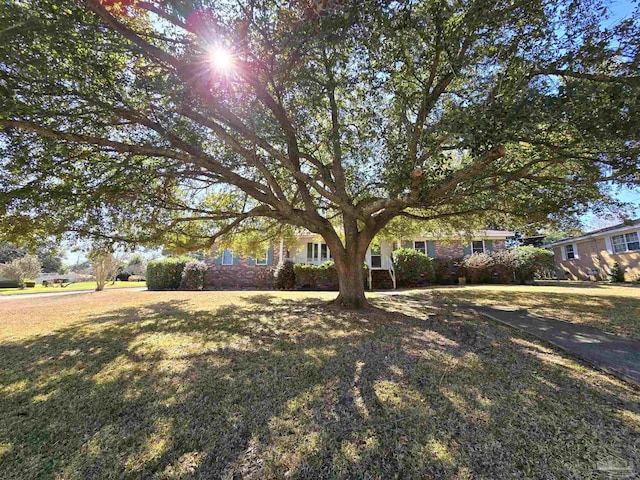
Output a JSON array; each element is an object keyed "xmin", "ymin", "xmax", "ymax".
[{"xmin": 207, "ymin": 45, "xmax": 234, "ymax": 74}]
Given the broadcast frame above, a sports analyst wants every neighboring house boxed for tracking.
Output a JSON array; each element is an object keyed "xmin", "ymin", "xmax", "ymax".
[
  {"xmin": 205, "ymin": 229, "xmax": 514, "ymax": 289},
  {"xmin": 545, "ymin": 218, "xmax": 640, "ymax": 281}
]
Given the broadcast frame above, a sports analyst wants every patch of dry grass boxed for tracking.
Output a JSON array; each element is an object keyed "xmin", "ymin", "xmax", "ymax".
[
  {"xmin": 0, "ymin": 289, "xmax": 638, "ymax": 479},
  {"xmin": 430, "ymin": 282, "xmax": 640, "ymax": 339}
]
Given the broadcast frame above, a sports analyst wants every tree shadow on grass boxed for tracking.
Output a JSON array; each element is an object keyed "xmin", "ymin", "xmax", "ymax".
[{"xmin": 0, "ymin": 294, "xmax": 638, "ymax": 479}]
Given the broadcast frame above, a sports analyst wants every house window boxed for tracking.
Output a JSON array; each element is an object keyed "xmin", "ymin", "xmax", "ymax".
[
  {"xmin": 320, "ymin": 243, "xmax": 329, "ymax": 262},
  {"xmin": 413, "ymin": 241, "xmax": 426, "ymax": 255},
  {"xmin": 472, "ymin": 240, "xmax": 485, "ymax": 254},
  {"xmin": 371, "ymin": 244, "xmax": 382, "ymax": 268},
  {"xmin": 612, "ymin": 232, "xmax": 640, "ymax": 253},
  {"xmin": 221, "ymin": 249, "xmax": 234, "ymax": 265},
  {"xmin": 306, "ymin": 242, "xmax": 330, "ymax": 263},
  {"xmin": 564, "ymin": 244, "xmax": 576, "ymax": 260},
  {"xmin": 255, "ymin": 249, "xmax": 268, "ymax": 266}
]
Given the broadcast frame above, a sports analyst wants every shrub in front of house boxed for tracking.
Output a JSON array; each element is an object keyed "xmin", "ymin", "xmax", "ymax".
[
  {"xmin": 391, "ymin": 248, "xmax": 434, "ymax": 287},
  {"xmin": 274, "ymin": 260, "xmax": 296, "ymax": 290},
  {"xmin": 180, "ymin": 261, "xmax": 208, "ymax": 290},
  {"xmin": 294, "ymin": 263, "xmax": 317, "ymax": 289},
  {"xmin": 510, "ymin": 246, "xmax": 555, "ymax": 284},
  {"xmin": 432, "ymin": 258, "xmax": 464, "ymax": 285},
  {"xmin": 294, "ymin": 261, "xmax": 366, "ymax": 290},
  {"xmin": 491, "ymin": 250, "xmax": 517, "ymax": 284},
  {"xmin": 146, "ymin": 257, "xmax": 190, "ymax": 290},
  {"xmin": 462, "ymin": 253, "xmax": 494, "ymax": 284},
  {"xmin": 608, "ymin": 261, "xmax": 625, "ymax": 283},
  {"xmin": 128, "ymin": 275, "xmax": 146, "ymax": 282},
  {"xmin": 315, "ymin": 261, "xmax": 339, "ymax": 289}
]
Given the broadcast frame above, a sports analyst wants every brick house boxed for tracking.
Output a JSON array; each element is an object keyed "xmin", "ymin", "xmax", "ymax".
[
  {"xmin": 205, "ymin": 229, "xmax": 513, "ymax": 289},
  {"xmin": 545, "ymin": 218, "xmax": 640, "ymax": 281}
]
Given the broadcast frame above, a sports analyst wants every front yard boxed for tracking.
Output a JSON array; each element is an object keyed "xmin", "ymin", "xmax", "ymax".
[
  {"xmin": 0, "ymin": 289, "xmax": 638, "ymax": 478},
  {"xmin": 431, "ymin": 281, "xmax": 640, "ymax": 340}
]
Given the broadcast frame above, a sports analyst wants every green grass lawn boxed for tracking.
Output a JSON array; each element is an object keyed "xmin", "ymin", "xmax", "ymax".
[
  {"xmin": 0, "ymin": 289, "xmax": 638, "ymax": 479},
  {"xmin": 430, "ymin": 282, "xmax": 640, "ymax": 340},
  {"xmin": 0, "ymin": 281, "xmax": 146, "ymax": 296}
]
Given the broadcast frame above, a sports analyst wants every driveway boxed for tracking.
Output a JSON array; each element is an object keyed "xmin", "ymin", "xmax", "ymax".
[{"xmin": 471, "ymin": 304, "xmax": 640, "ymax": 387}]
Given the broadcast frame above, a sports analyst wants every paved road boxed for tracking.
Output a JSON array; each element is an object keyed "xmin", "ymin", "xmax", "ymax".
[
  {"xmin": 470, "ymin": 304, "xmax": 640, "ymax": 387},
  {"xmin": 0, "ymin": 287, "xmax": 146, "ymax": 301}
]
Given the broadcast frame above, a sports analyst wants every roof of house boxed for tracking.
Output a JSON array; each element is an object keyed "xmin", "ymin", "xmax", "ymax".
[{"xmin": 544, "ymin": 218, "xmax": 640, "ymax": 248}]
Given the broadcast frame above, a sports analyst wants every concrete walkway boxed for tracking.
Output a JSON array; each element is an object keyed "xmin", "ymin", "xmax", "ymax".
[{"xmin": 471, "ymin": 305, "xmax": 640, "ymax": 387}]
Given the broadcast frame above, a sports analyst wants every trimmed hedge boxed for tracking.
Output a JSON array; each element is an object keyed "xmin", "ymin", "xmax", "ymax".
[
  {"xmin": 146, "ymin": 257, "xmax": 190, "ymax": 290},
  {"xmin": 293, "ymin": 261, "xmax": 368, "ymax": 291},
  {"xmin": 0, "ymin": 280, "xmax": 20, "ymax": 288},
  {"xmin": 180, "ymin": 261, "xmax": 208, "ymax": 290},
  {"xmin": 391, "ymin": 248, "xmax": 434, "ymax": 287},
  {"xmin": 294, "ymin": 261, "xmax": 339, "ymax": 290}
]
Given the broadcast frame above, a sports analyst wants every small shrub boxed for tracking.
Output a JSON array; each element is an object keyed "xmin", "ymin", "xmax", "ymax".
[
  {"xmin": 274, "ymin": 260, "xmax": 295, "ymax": 290},
  {"xmin": 510, "ymin": 246, "xmax": 555, "ymax": 284},
  {"xmin": 391, "ymin": 248, "xmax": 434, "ymax": 287},
  {"xmin": 128, "ymin": 275, "xmax": 146, "ymax": 282},
  {"xmin": 146, "ymin": 257, "xmax": 189, "ymax": 290},
  {"xmin": 462, "ymin": 253, "xmax": 494, "ymax": 284},
  {"xmin": 24, "ymin": 281, "xmax": 36, "ymax": 288},
  {"xmin": 608, "ymin": 262, "xmax": 625, "ymax": 283},
  {"xmin": 180, "ymin": 261, "xmax": 208, "ymax": 290},
  {"xmin": 491, "ymin": 250, "xmax": 517, "ymax": 284}
]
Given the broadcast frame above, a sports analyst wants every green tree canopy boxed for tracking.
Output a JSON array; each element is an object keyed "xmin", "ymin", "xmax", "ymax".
[{"xmin": 0, "ymin": 0, "xmax": 638, "ymax": 307}]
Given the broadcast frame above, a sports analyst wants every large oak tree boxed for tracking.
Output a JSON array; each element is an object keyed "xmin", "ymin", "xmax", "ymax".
[{"xmin": 1, "ymin": 0, "xmax": 638, "ymax": 307}]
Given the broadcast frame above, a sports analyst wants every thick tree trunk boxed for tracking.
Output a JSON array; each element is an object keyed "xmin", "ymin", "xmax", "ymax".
[{"xmin": 332, "ymin": 247, "xmax": 368, "ymax": 309}]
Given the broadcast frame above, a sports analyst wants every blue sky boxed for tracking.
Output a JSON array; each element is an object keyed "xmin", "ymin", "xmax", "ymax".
[{"xmin": 609, "ymin": 0, "xmax": 638, "ymax": 19}]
